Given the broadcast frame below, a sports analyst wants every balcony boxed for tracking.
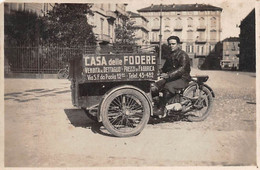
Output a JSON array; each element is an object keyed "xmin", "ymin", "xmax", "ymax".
[
  {"xmin": 133, "ymin": 24, "xmax": 149, "ymax": 32},
  {"xmin": 96, "ymin": 34, "xmax": 111, "ymax": 43},
  {"xmin": 197, "ymin": 26, "xmax": 206, "ymax": 31},
  {"xmin": 174, "ymin": 26, "xmax": 183, "ymax": 31},
  {"xmin": 106, "ymin": 11, "xmax": 116, "ymax": 21},
  {"xmin": 195, "ymin": 39, "xmax": 207, "ymax": 44},
  {"xmin": 150, "ymin": 39, "xmax": 159, "ymax": 44},
  {"xmin": 151, "ymin": 26, "xmax": 160, "ymax": 31}
]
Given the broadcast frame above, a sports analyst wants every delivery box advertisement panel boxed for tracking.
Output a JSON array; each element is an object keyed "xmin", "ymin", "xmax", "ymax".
[{"xmin": 83, "ymin": 54, "xmax": 158, "ymax": 82}]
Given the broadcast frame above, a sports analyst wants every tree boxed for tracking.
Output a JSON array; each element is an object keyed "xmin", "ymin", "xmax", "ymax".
[
  {"xmin": 4, "ymin": 10, "xmax": 45, "ymax": 46},
  {"xmin": 113, "ymin": 15, "xmax": 137, "ymax": 53},
  {"xmin": 44, "ymin": 3, "xmax": 96, "ymax": 47}
]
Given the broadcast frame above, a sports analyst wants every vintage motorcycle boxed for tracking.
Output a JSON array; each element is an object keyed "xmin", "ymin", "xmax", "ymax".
[
  {"xmin": 82, "ymin": 74, "xmax": 215, "ymax": 137},
  {"xmin": 151, "ymin": 75, "xmax": 215, "ymax": 122},
  {"xmin": 70, "ymin": 53, "xmax": 215, "ymax": 137}
]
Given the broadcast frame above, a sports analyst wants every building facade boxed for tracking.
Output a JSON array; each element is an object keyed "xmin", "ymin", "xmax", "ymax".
[
  {"xmin": 4, "ymin": 3, "xmax": 53, "ymax": 16},
  {"xmin": 128, "ymin": 11, "xmax": 149, "ymax": 46},
  {"xmin": 137, "ymin": 4, "xmax": 222, "ymax": 68},
  {"xmin": 90, "ymin": 4, "xmax": 128, "ymax": 45},
  {"xmin": 239, "ymin": 9, "xmax": 255, "ymax": 72},
  {"xmin": 220, "ymin": 37, "xmax": 239, "ymax": 70}
]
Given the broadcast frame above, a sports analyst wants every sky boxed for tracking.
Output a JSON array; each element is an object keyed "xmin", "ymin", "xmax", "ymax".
[{"xmin": 126, "ymin": 0, "xmax": 256, "ymax": 40}]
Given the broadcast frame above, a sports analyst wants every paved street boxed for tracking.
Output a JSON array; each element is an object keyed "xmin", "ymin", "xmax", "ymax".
[{"xmin": 4, "ymin": 68, "xmax": 256, "ymax": 167}]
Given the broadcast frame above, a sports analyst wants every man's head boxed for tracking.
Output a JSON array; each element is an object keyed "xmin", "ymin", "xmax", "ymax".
[{"xmin": 167, "ymin": 36, "xmax": 180, "ymax": 52}]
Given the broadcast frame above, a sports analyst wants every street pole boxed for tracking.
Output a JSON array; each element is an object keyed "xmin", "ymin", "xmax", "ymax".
[{"xmin": 159, "ymin": 4, "xmax": 163, "ymax": 71}]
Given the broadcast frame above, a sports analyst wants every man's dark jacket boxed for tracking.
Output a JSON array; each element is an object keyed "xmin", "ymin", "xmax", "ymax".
[{"xmin": 162, "ymin": 48, "xmax": 191, "ymax": 81}]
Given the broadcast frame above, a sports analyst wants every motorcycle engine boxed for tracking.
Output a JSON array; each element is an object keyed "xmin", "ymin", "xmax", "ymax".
[{"xmin": 165, "ymin": 93, "xmax": 184, "ymax": 113}]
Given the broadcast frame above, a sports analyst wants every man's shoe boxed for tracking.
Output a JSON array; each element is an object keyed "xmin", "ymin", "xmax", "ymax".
[{"xmin": 153, "ymin": 107, "xmax": 167, "ymax": 118}]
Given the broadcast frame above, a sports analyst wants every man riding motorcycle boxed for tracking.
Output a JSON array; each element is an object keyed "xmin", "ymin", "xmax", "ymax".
[{"xmin": 152, "ymin": 35, "xmax": 191, "ymax": 117}]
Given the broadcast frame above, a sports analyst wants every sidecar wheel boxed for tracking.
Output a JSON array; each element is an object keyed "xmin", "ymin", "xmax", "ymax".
[
  {"xmin": 100, "ymin": 87, "xmax": 150, "ymax": 137},
  {"xmin": 183, "ymin": 86, "xmax": 213, "ymax": 122}
]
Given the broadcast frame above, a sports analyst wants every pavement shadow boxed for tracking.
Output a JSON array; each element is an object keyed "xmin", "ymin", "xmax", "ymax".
[
  {"xmin": 64, "ymin": 108, "xmax": 114, "ymax": 137},
  {"xmin": 149, "ymin": 114, "xmax": 190, "ymax": 125},
  {"xmin": 4, "ymin": 87, "xmax": 70, "ymax": 103}
]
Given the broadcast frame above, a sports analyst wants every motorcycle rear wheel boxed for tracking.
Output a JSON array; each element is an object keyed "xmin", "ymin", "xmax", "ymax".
[{"xmin": 183, "ymin": 85, "xmax": 213, "ymax": 122}]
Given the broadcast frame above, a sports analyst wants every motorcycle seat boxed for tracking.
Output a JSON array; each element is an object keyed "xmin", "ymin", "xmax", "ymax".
[{"xmin": 191, "ymin": 75, "xmax": 209, "ymax": 83}]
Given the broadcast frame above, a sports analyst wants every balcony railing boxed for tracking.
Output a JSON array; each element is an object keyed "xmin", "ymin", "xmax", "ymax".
[
  {"xmin": 195, "ymin": 39, "xmax": 207, "ymax": 44},
  {"xmin": 174, "ymin": 26, "xmax": 183, "ymax": 31},
  {"xmin": 197, "ymin": 26, "xmax": 206, "ymax": 31},
  {"xmin": 151, "ymin": 26, "xmax": 160, "ymax": 31}
]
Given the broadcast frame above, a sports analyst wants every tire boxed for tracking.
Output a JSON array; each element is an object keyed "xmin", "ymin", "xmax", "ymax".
[
  {"xmin": 100, "ymin": 88, "xmax": 150, "ymax": 137},
  {"xmin": 183, "ymin": 85, "xmax": 213, "ymax": 122},
  {"xmin": 57, "ymin": 69, "xmax": 69, "ymax": 79}
]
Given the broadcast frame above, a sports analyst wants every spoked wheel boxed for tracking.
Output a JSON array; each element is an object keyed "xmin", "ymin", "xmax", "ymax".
[
  {"xmin": 100, "ymin": 88, "xmax": 151, "ymax": 137},
  {"xmin": 183, "ymin": 86, "xmax": 213, "ymax": 122},
  {"xmin": 57, "ymin": 69, "xmax": 69, "ymax": 79}
]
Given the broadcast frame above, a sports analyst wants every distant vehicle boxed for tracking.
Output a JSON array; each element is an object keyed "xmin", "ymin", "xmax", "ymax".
[{"xmin": 220, "ymin": 58, "xmax": 239, "ymax": 70}]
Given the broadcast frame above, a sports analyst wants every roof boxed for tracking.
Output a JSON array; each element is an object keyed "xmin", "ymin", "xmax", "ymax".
[
  {"xmin": 240, "ymin": 8, "xmax": 255, "ymax": 26},
  {"xmin": 127, "ymin": 11, "xmax": 148, "ymax": 22},
  {"xmin": 222, "ymin": 37, "xmax": 239, "ymax": 42},
  {"xmin": 137, "ymin": 4, "xmax": 222, "ymax": 12}
]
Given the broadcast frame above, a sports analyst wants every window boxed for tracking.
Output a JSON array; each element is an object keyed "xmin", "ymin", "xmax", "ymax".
[
  {"xmin": 187, "ymin": 17, "xmax": 193, "ymax": 28},
  {"xmin": 164, "ymin": 30, "xmax": 171, "ymax": 40},
  {"xmin": 187, "ymin": 30, "xmax": 193, "ymax": 40},
  {"xmin": 108, "ymin": 23, "xmax": 111, "ymax": 37},
  {"xmin": 100, "ymin": 4, "xmax": 104, "ymax": 10},
  {"xmin": 199, "ymin": 32, "xmax": 205, "ymax": 40},
  {"xmin": 175, "ymin": 17, "xmax": 182, "ymax": 28},
  {"xmin": 18, "ymin": 3, "xmax": 23, "ymax": 11},
  {"xmin": 164, "ymin": 17, "xmax": 170, "ymax": 27},
  {"xmin": 186, "ymin": 45, "xmax": 189, "ymax": 53},
  {"xmin": 210, "ymin": 17, "xmax": 216, "ymax": 28},
  {"xmin": 231, "ymin": 42, "xmax": 236, "ymax": 51},
  {"xmin": 186, "ymin": 45, "xmax": 193, "ymax": 53},
  {"xmin": 199, "ymin": 17, "xmax": 205, "ymax": 27},
  {"xmin": 153, "ymin": 18, "xmax": 159, "ymax": 27},
  {"xmin": 210, "ymin": 30, "xmax": 217, "ymax": 40},
  {"xmin": 152, "ymin": 31, "xmax": 159, "ymax": 41},
  {"xmin": 174, "ymin": 31, "xmax": 182, "ymax": 40},
  {"xmin": 100, "ymin": 18, "xmax": 104, "ymax": 36}
]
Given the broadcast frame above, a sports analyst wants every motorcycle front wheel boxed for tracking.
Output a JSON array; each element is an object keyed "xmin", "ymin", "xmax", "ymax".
[{"xmin": 183, "ymin": 85, "xmax": 214, "ymax": 122}]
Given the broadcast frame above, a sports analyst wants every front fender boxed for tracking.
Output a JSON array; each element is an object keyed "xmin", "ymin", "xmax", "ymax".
[{"xmin": 185, "ymin": 82, "xmax": 215, "ymax": 98}]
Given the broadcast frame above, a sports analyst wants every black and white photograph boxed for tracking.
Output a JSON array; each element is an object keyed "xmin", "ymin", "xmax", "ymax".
[{"xmin": 1, "ymin": 0, "xmax": 259, "ymax": 168}]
